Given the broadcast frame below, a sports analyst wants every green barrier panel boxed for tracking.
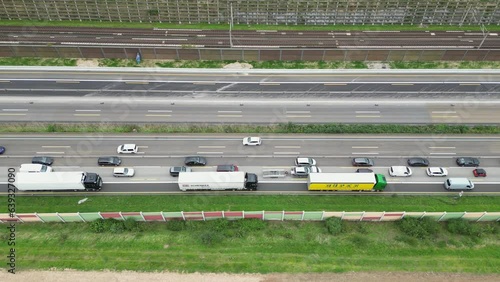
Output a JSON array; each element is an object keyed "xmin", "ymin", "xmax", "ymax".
[
  {"xmin": 37, "ymin": 213, "xmax": 64, "ymax": 222},
  {"xmin": 343, "ymin": 212, "xmax": 365, "ymax": 221},
  {"xmin": 79, "ymin": 213, "xmax": 103, "ymax": 222},
  {"xmin": 263, "ymin": 211, "xmax": 284, "ymax": 220},
  {"xmin": 422, "ymin": 212, "xmax": 447, "ymax": 220},
  {"xmin": 162, "ymin": 212, "xmax": 184, "ymax": 220},
  {"xmin": 59, "ymin": 213, "xmax": 85, "ymax": 222},
  {"xmin": 477, "ymin": 212, "xmax": 500, "ymax": 222},
  {"xmin": 302, "ymin": 211, "xmax": 324, "ymax": 220},
  {"xmin": 283, "ymin": 211, "xmax": 304, "ymax": 220},
  {"xmin": 439, "ymin": 212, "xmax": 466, "ymax": 221}
]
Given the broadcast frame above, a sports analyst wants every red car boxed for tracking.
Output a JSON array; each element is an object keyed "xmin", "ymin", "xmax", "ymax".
[{"xmin": 473, "ymin": 168, "xmax": 487, "ymax": 177}]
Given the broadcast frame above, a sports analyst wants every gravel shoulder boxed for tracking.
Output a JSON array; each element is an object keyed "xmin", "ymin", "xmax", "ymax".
[{"xmin": 1, "ymin": 270, "xmax": 500, "ymax": 282}]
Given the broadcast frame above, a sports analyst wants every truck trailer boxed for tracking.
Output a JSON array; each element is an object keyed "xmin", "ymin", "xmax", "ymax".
[
  {"xmin": 307, "ymin": 173, "xmax": 387, "ymax": 191},
  {"xmin": 178, "ymin": 171, "xmax": 258, "ymax": 191},
  {"xmin": 15, "ymin": 171, "xmax": 103, "ymax": 192}
]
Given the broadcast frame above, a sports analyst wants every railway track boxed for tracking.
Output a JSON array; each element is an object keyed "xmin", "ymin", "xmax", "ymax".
[{"xmin": 0, "ymin": 26, "xmax": 498, "ymax": 49}]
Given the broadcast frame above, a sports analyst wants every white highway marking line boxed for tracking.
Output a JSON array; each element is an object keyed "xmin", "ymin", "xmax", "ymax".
[
  {"xmin": 0, "ymin": 80, "xmax": 10, "ymax": 83},
  {"xmin": 75, "ymin": 110, "xmax": 101, "ymax": 112},
  {"xmin": 273, "ymin": 152, "xmax": 300, "ymax": 155},
  {"xmin": 259, "ymin": 83, "xmax": 280, "ymax": 85},
  {"xmin": 198, "ymin": 146, "xmax": 226, "ymax": 148},
  {"xmin": 147, "ymin": 110, "xmax": 172, "ymax": 113},
  {"xmin": 429, "ymin": 147, "xmax": 456, "ymax": 149},
  {"xmin": 430, "ymin": 152, "xmax": 457, "ymax": 155},
  {"xmin": 125, "ymin": 81, "xmax": 149, "ymax": 84},
  {"xmin": 352, "ymin": 152, "xmax": 379, "ymax": 155},
  {"xmin": 0, "ymin": 113, "xmax": 26, "ymax": 116},
  {"xmin": 274, "ymin": 146, "xmax": 301, "ymax": 149},
  {"xmin": 324, "ymin": 83, "xmax": 347, "ymax": 86},
  {"xmin": 217, "ymin": 110, "xmax": 242, "ymax": 113},
  {"xmin": 286, "ymin": 111, "xmax": 310, "ymax": 114},
  {"xmin": 196, "ymin": 151, "xmax": 223, "ymax": 154},
  {"xmin": 56, "ymin": 80, "xmax": 80, "ymax": 84},
  {"xmin": 217, "ymin": 115, "xmax": 242, "ymax": 117},
  {"xmin": 145, "ymin": 114, "xmax": 171, "ymax": 117},
  {"xmin": 431, "ymin": 111, "xmax": 457, "ymax": 114},
  {"xmin": 352, "ymin": 146, "xmax": 379, "ymax": 149},
  {"xmin": 432, "ymin": 115, "xmax": 459, "ymax": 118},
  {"xmin": 355, "ymin": 111, "xmax": 380, "ymax": 114},
  {"xmin": 74, "ymin": 114, "xmax": 100, "ymax": 116},
  {"xmin": 2, "ymin": 109, "xmax": 28, "ymax": 111},
  {"xmin": 356, "ymin": 115, "xmax": 381, "ymax": 118},
  {"xmin": 391, "ymin": 83, "xmax": 414, "ymax": 86},
  {"xmin": 286, "ymin": 115, "xmax": 311, "ymax": 118},
  {"xmin": 36, "ymin": 152, "xmax": 65, "ymax": 154},
  {"xmin": 138, "ymin": 146, "xmax": 149, "ymax": 148},
  {"xmin": 42, "ymin": 146, "xmax": 71, "ymax": 148}
]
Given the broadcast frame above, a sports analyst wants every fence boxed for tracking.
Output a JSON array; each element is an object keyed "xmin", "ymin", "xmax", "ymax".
[
  {"xmin": 0, "ymin": 0, "xmax": 499, "ymax": 26},
  {"xmin": 1, "ymin": 211, "xmax": 499, "ymax": 223},
  {"xmin": 2, "ymin": 46, "xmax": 500, "ymax": 61}
]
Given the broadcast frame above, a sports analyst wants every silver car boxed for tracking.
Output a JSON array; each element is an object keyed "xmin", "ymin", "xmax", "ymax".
[{"xmin": 113, "ymin": 167, "xmax": 135, "ymax": 177}]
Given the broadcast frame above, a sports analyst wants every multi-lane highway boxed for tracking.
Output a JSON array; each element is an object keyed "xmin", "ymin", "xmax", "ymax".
[
  {"xmin": 0, "ymin": 26, "xmax": 498, "ymax": 49},
  {"xmin": 0, "ymin": 68, "xmax": 499, "ymax": 124},
  {"xmin": 1, "ymin": 134, "xmax": 499, "ymax": 194}
]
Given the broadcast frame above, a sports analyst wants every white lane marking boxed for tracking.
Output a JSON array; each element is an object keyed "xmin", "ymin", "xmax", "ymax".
[
  {"xmin": 432, "ymin": 111, "xmax": 457, "ymax": 114},
  {"xmin": 275, "ymin": 146, "xmax": 301, "ymax": 149},
  {"xmin": 430, "ymin": 152, "xmax": 457, "ymax": 155},
  {"xmin": 0, "ymin": 113, "xmax": 26, "ymax": 116},
  {"xmin": 356, "ymin": 115, "xmax": 381, "ymax": 118},
  {"xmin": 432, "ymin": 115, "xmax": 459, "ymax": 118},
  {"xmin": 273, "ymin": 152, "xmax": 300, "ymax": 155},
  {"xmin": 42, "ymin": 146, "xmax": 71, "ymax": 148},
  {"xmin": 2, "ymin": 109, "xmax": 28, "ymax": 111},
  {"xmin": 217, "ymin": 110, "xmax": 242, "ymax": 113},
  {"xmin": 75, "ymin": 110, "xmax": 101, "ymax": 112},
  {"xmin": 198, "ymin": 146, "xmax": 226, "ymax": 148},
  {"xmin": 352, "ymin": 146, "xmax": 379, "ymax": 149},
  {"xmin": 286, "ymin": 115, "xmax": 311, "ymax": 118},
  {"xmin": 138, "ymin": 146, "xmax": 149, "ymax": 148},
  {"xmin": 355, "ymin": 111, "xmax": 380, "ymax": 114},
  {"xmin": 429, "ymin": 147, "xmax": 456, "ymax": 149},
  {"xmin": 196, "ymin": 151, "xmax": 223, "ymax": 154},
  {"xmin": 352, "ymin": 152, "xmax": 379, "ymax": 155},
  {"xmin": 36, "ymin": 152, "xmax": 65, "ymax": 154},
  {"xmin": 74, "ymin": 114, "xmax": 101, "ymax": 116},
  {"xmin": 217, "ymin": 115, "xmax": 242, "ymax": 117},
  {"xmin": 147, "ymin": 110, "xmax": 172, "ymax": 113},
  {"xmin": 145, "ymin": 114, "xmax": 171, "ymax": 117},
  {"xmin": 286, "ymin": 111, "xmax": 310, "ymax": 114}
]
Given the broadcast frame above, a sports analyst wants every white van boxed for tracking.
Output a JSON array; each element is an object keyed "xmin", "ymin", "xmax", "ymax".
[
  {"xmin": 19, "ymin": 164, "xmax": 53, "ymax": 173},
  {"xmin": 444, "ymin": 178, "xmax": 474, "ymax": 190}
]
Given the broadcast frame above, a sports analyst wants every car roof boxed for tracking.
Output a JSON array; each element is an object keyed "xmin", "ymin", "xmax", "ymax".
[
  {"xmin": 391, "ymin": 166, "xmax": 409, "ymax": 172},
  {"xmin": 296, "ymin": 157, "xmax": 311, "ymax": 162},
  {"xmin": 113, "ymin": 168, "xmax": 125, "ymax": 173},
  {"xmin": 122, "ymin": 144, "xmax": 136, "ymax": 148},
  {"xmin": 428, "ymin": 167, "xmax": 443, "ymax": 172}
]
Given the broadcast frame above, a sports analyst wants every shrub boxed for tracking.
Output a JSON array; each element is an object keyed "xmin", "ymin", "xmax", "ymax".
[
  {"xmin": 200, "ymin": 231, "xmax": 222, "ymax": 246},
  {"xmin": 397, "ymin": 217, "xmax": 439, "ymax": 239},
  {"xmin": 123, "ymin": 217, "xmax": 144, "ymax": 232},
  {"xmin": 89, "ymin": 218, "xmax": 105, "ymax": 233},
  {"xmin": 325, "ymin": 217, "xmax": 343, "ymax": 235},
  {"xmin": 166, "ymin": 220, "xmax": 186, "ymax": 231},
  {"xmin": 447, "ymin": 218, "xmax": 483, "ymax": 237},
  {"xmin": 206, "ymin": 218, "xmax": 230, "ymax": 232},
  {"xmin": 234, "ymin": 219, "xmax": 267, "ymax": 233}
]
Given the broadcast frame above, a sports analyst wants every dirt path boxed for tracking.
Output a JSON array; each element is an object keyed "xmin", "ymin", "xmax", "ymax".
[{"xmin": 1, "ymin": 270, "xmax": 499, "ymax": 282}]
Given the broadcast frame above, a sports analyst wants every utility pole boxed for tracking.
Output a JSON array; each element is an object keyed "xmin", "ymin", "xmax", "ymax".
[{"xmin": 229, "ymin": 3, "xmax": 233, "ymax": 48}]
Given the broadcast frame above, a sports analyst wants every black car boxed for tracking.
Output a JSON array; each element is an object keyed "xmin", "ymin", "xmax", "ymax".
[
  {"xmin": 407, "ymin": 157, "xmax": 429, "ymax": 167},
  {"xmin": 216, "ymin": 164, "xmax": 239, "ymax": 172},
  {"xmin": 184, "ymin": 156, "xmax": 207, "ymax": 166},
  {"xmin": 169, "ymin": 166, "xmax": 192, "ymax": 177},
  {"xmin": 356, "ymin": 168, "xmax": 373, "ymax": 173},
  {"xmin": 456, "ymin": 157, "xmax": 480, "ymax": 167},
  {"xmin": 32, "ymin": 156, "xmax": 54, "ymax": 166},
  {"xmin": 352, "ymin": 157, "xmax": 374, "ymax": 167},
  {"xmin": 98, "ymin": 156, "xmax": 122, "ymax": 166}
]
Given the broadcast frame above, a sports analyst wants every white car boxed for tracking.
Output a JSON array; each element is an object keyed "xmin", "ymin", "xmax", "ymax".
[
  {"xmin": 113, "ymin": 167, "xmax": 135, "ymax": 177},
  {"xmin": 243, "ymin": 137, "xmax": 262, "ymax": 146},
  {"xmin": 426, "ymin": 167, "xmax": 448, "ymax": 177},
  {"xmin": 117, "ymin": 144, "xmax": 138, "ymax": 154},
  {"xmin": 389, "ymin": 166, "xmax": 412, "ymax": 177},
  {"xmin": 295, "ymin": 157, "xmax": 317, "ymax": 166},
  {"xmin": 291, "ymin": 166, "xmax": 321, "ymax": 177}
]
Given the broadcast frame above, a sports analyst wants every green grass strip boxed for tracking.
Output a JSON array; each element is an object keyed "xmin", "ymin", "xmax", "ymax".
[
  {"xmin": 0, "ymin": 123, "xmax": 499, "ymax": 134},
  {"xmin": 3, "ymin": 195, "xmax": 499, "ymax": 213}
]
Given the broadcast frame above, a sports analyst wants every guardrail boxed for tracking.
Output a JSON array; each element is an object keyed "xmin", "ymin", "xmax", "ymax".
[{"xmin": 1, "ymin": 211, "xmax": 499, "ymax": 223}]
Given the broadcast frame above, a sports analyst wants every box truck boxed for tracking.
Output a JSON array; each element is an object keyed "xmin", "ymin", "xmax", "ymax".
[
  {"xmin": 178, "ymin": 171, "xmax": 258, "ymax": 191},
  {"xmin": 15, "ymin": 171, "xmax": 103, "ymax": 192},
  {"xmin": 308, "ymin": 173, "xmax": 387, "ymax": 191}
]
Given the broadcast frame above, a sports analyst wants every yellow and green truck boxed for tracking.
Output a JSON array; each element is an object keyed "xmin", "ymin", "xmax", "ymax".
[{"xmin": 307, "ymin": 173, "xmax": 387, "ymax": 191}]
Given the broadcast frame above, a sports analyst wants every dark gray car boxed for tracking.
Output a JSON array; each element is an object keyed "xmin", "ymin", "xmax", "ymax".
[
  {"xmin": 32, "ymin": 156, "xmax": 54, "ymax": 166},
  {"xmin": 352, "ymin": 157, "xmax": 374, "ymax": 167},
  {"xmin": 407, "ymin": 157, "xmax": 429, "ymax": 167},
  {"xmin": 456, "ymin": 157, "xmax": 480, "ymax": 167},
  {"xmin": 184, "ymin": 156, "xmax": 207, "ymax": 166},
  {"xmin": 98, "ymin": 156, "xmax": 122, "ymax": 166},
  {"xmin": 170, "ymin": 166, "xmax": 192, "ymax": 177}
]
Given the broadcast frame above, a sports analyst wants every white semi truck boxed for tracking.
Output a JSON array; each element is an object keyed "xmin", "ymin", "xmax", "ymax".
[
  {"xmin": 15, "ymin": 171, "xmax": 103, "ymax": 192},
  {"xmin": 178, "ymin": 171, "xmax": 258, "ymax": 191}
]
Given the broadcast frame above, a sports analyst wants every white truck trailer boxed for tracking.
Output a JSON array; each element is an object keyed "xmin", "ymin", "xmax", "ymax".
[
  {"xmin": 178, "ymin": 171, "xmax": 258, "ymax": 191},
  {"xmin": 15, "ymin": 171, "xmax": 103, "ymax": 192}
]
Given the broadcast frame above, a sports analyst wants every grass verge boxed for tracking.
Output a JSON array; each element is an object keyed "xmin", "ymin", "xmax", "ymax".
[
  {"xmin": 11, "ymin": 219, "xmax": 500, "ymax": 273},
  {"xmin": 1, "ymin": 123, "xmax": 500, "ymax": 134},
  {"xmin": 3, "ymin": 195, "xmax": 499, "ymax": 213},
  {"xmin": 0, "ymin": 20, "xmax": 495, "ymax": 31}
]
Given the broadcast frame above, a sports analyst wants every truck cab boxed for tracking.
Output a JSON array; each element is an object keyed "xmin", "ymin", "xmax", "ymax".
[
  {"xmin": 245, "ymin": 173, "xmax": 258, "ymax": 190},
  {"xmin": 83, "ymin": 172, "xmax": 103, "ymax": 191}
]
